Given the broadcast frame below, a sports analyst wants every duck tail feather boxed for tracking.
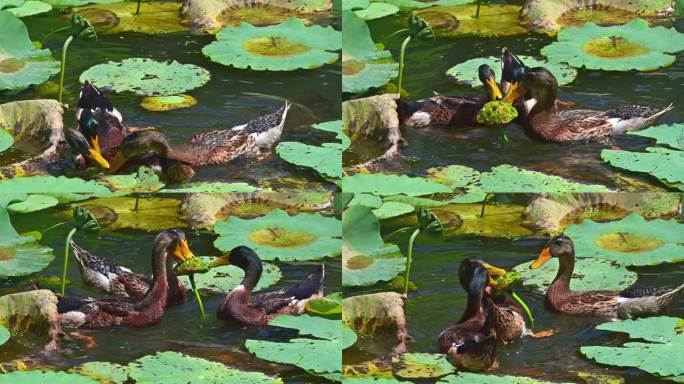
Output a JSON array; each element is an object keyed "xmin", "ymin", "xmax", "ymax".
[{"xmin": 655, "ymin": 282, "xmax": 684, "ymax": 308}]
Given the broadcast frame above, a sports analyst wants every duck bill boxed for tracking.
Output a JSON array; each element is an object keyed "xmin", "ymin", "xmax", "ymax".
[
  {"xmin": 108, "ymin": 152, "xmax": 127, "ymax": 173},
  {"xmin": 503, "ymin": 82, "xmax": 522, "ymax": 103},
  {"xmin": 531, "ymin": 247, "xmax": 552, "ymax": 269},
  {"xmin": 88, "ymin": 148, "xmax": 110, "ymax": 169},
  {"xmin": 484, "ymin": 78, "xmax": 503, "ymax": 101},
  {"xmin": 482, "ymin": 262, "xmax": 507, "ymax": 286},
  {"xmin": 208, "ymin": 254, "xmax": 230, "ymax": 267},
  {"xmin": 173, "ymin": 239, "xmax": 195, "ymax": 262}
]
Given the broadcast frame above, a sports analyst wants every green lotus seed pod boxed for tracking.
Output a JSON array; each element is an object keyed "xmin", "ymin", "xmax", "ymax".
[
  {"xmin": 173, "ymin": 257, "xmax": 210, "ymax": 276},
  {"xmin": 476, "ymin": 100, "xmax": 518, "ymax": 125}
]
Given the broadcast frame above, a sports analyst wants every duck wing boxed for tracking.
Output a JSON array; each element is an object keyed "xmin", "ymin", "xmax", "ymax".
[
  {"xmin": 70, "ymin": 240, "xmax": 132, "ymax": 278},
  {"xmin": 250, "ymin": 264, "xmax": 325, "ymax": 315}
]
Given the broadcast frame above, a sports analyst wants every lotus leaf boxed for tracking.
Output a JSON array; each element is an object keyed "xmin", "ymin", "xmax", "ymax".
[
  {"xmin": 415, "ymin": 5, "xmax": 527, "ymax": 38},
  {"xmin": 245, "ymin": 314, "xmax": 356, "ymax": 375},
  {"xmin": 179, "ymin": 256, "xmax": 281, "ymax": 292},
  {"xmin": 394, "ymin": 353, "xmax": 455, "ymax": 379},
  {"xmin": 41, "ymin": 0, "xmax": 121, "ymax": 8},
  {"xmin": 472, "ymin": 165, "xmax": 612, "ymax": 193},
  {"xmin": 0, "ymin": 0, "xmax": 24, "ymax": 9},
  {"xmin": 7, "ymin": 194, "xmax": 59, "ymax": 213},
  {"xmin": 446, "ymin": 55, "xmax": 577, "ymax": 88},
  {"xmin": 97, "ymin": 166, "xmax": 165, "ymax": 193},
  {"xmin": 5, "ymin": 0, "xmax": 51, "ymax": 17},
  {"xmin": 0, "ymin": 325, "xmax": 9, "ymax": 346},
  {"xmin": 0, "ymin": 129, "xmax": 13, "ymax": 152},
  {"xmin": 375, "ymin": 0, "xmax": 430, "ymax": 9},
  {"xmin": 79, "ymin": 58, "xmax": 210, "ymax": 96},
  {"xmin": 77, "ymin": 351, "xmax": 283, "ymax": 383},
  {"xmin": 439, "ymin": 372, "xmax": 573, "ymax": 383},
  {"xmin": 343, "ymin": 378, "xmax": 411, "ymax": 384},
  {"xmin": 476, "ymin": 100, "xmax": 518, "ymax": 125},
  {"xmin": 160, "ymin": 182, "xmax": 261, "ymax": 193},
  {"xmin": 342, "ymin": 11, "xmax": 398, "ymax": 93},
  {"xmin": 276, "ymin": 121, "xmax": 345, "ymax": 179},
  {"xmin": 313, "ymin": 119, "xmax": 351, "ymax": 150},
  {"xmin": 140, "ymin": 94, "xmax": 197, "ymax": 111},
  {"xmin": 512, "ymin": 257, "xmax": 637, "ymax": 292},
  {"xmin": 342, "ymin": 174, "xmax": 452, "ymax": 196},
  {"xmin": 306, "ymin": 292, "xmax": 341, "ymax": 315},
  {"xmin": 342, "ymin": 205, "xmax": 405, "ymax": 287},
  {"xmin": 564, "ymin": 213, "xmax": 684, "ymax": 266},
  {"xmin": 425, "ymin": 164, "xmax": 480, "ymax": 189},
  {"xmin": 580, "ymin": 316, "xmax": 684, "ymax": 381},
  {"xmin": 0, "ymin": 371, "xmax": 98, "ymax": 384},
  {"xmin": 0, "ymin": 12, "xmax": 60, "ymax": 91},
  {"xmin": 601, "ymin": 147, "xmax": 684, "ymax": 190},
  {"xmin": 213, "ymin": 208, "xmax": 341, "ymax": 261},
  {"xmin": 349, "ymin": 193, "xmax": 383, "ymax": 208},
  {"xmin": 541, "ymin": 19, "xmax": 684, "ymax": 71},
  {"xmin": 355, "ymin": 2, "xmax": 398, "ymax": 20},
  {"xmin": 66, "ymin": 196, "xmax": 185, "ymax": 231},
  {"xmin": 0, "ymin": 176, "xmax": 116, "ymax": 202},
  {"xmin": 372, "ymin": 201, "xmax": 415, "ymax": 220},
  {"xmin": 202, "ymin": 17, "xmax": 340, "ymax": 71},
  {"xmin": 0, "ymin": 206, "xmax": 55, "ymax": 278},
  {"xmin": 628, "ymin": 123, "xmax": 684, "ymax": 150},
  {"xmin": 74, "ymin": 2, "xmax": 187, "ymax": 35},
  {"xmin": 343, "ymin": 0, "xmax": 368, "ymax": 10}
]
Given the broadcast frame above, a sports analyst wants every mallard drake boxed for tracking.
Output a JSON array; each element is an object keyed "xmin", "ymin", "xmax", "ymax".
[
  {"xmin": 76, "ymin": 81, "xmax": 123, "ymax": 124},
  {"xmin": 438, "ymin": 259, "xmax": 498, "ymax": 372},
  {"xmin": 530, "ymin": 234, "xmax": 684, "ymax": 319},
  {"xmin": 210, "ymin": 246, "xmax": 324, "ymax": 326},
  {"xmin": 69, "ymin": 239, "xmax": 188, "ymax": 307},
  {"xmin": 58, "ymin": 229, "xmax": 196, "ymax": 329},
  {"xmin": 107, "ymin": 101, "xmax": 291, "ymax": 181},
  {"xmin": 400, "ymin": 64, "xmax": 503, "ymax": 128},
  {"xmin": 503, "ymin": 67, "xmax": 673, "ymax": 141}
]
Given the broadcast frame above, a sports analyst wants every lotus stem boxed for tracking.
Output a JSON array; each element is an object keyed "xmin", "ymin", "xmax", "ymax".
[
  {"xmin": 382, "ymin": 28, "xmax": 409, "ymax": 43},
  {"xmin": 134, "ymin": 194, "xmax": 140, "ymax": 211},
  {"xmin": 189, "ymin": 274, "xmax": 206, "ymax": 320},
  {"xmin": 58, "ymin": 35, "xmax": 74, "ymax": 103},
  {"xmin": 475, "ymin": 0, "xmax": 481, "ymax": 19},
  {"xmin": 510, "ymin": 290, "xmax": 534, "ymax": 328},
  {"xmin": 42, "ymin": 26, "xmax": 70, "ymax": 44},
  {"xmin": 383, "ymin": 226, "xmax": 413, "ymax": 241},
  {"xmin": 61, "ymin": 227, "xmax": 78, "ymax": 296},
  {"xmin": 396, "ymin": 35, "xmax": 412, "ymax": 96},
  {"xmin": 403, "ymin": 228, "xmax": 420, "ymax": 296},
  {"xmin": 42, "ymin": 221, "xmax": 69, "ymax": 234},
  {"xmin": 480, "ymin": 193, "xmax": 490, "ymax": 218},
  {"xmin": 136, "ymin": 0, "xmax": 141, "ymax": 15}
]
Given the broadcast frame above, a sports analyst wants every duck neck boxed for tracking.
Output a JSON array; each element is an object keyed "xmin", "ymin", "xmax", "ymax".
[
  {"xmin": 459, "ymin": 286, "xmax": 484, "ymax": 323},
  {"xmin": 547, "ymin": 254, "xmax": 574, "ymax": 303},
  {"xmin": 528, "ymin": 84, "xmax": 558, "ymax": 119},
  {"xmin": 240, "ymin": 258, "xmax": 263, "ymax": 292},
  {"xmin": 136, "ymin": 242, "xmax": 170, "ymax": 310}
]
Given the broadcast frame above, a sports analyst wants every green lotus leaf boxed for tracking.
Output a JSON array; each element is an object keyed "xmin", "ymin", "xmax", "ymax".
[
  {"xmin": 564, "ymin": 213, "xmax": 684, "ymax": 266},
  {"xmin": 343, "ymin": 378, "xmax": 411, "ymax": 383},
  {"xmin": 40, "ymin": 0, "xmax": 121, "ymax": 8},
  {"xmin": 348, "ymin": 193, "xmax": 383, "ymax": 208},
  {"xmin": 512, "ymin": 257, "xmax": 637, "ymax": 292},
  {"xmin": 476, "ymin": 100, "xmax": 518, "ymax": 125},
  {"xmin": 0, "ymin": 11, "xmax": 60, "ymax": 91},
  {"xmin": 342, "ymin": 11, "xmax": 398, "ymax": 93},
  {"xmin": 77, "ymin": 351, "xmax": 283, "ymax": 383},
  {"xmin": 471, "ymin": 165, "xmax": 612, "ymax": 193},
  {"xmin": 0, "ymin": 371, "xmax": 98, "ymax": 384},
  {"xmin": 601, "ymin": 147, "xmax": 684, "ymax": 190},
  {"xmin": 0, "ymin": 206, "xmax": 55, "ymax": 278},
  {"xmin": 245, "ymin": 314, "xmax": 357, "ymax": 375},
  {"xmin": 178, "ymin": 256, "xmax": 280, "ymax": 293},
  {"xmin": 314, "ymin": 120, "xmax": 351, "ymax": 150},
  {"xmin": 277, "ymin": 120, "xmax": 345, "ymax": 179},
  {"xmin": 425, "ymin": 164, "xmax": 480, "ymax": 189},
  {"xmin": 159, "ymin": 182, "xmax": 261, "ymax": 193},
  {"xmin": 439, "ymin": 372, "xmax": 574, "ymax": 383},
  {"xmin": 355, "ymin": 2, "xmax": 398, "ymax": 20},
  {"xmin": 0, "ymin": 0, "xmax": 25, "ymax": 9},
  {"xmin": 541, "ymin": 19, "xmax": 684, "ymax": 71},
  {"xmin": 628, "ymin": 123, "xmax": 684, "ymax": 150},
  {"xmin": 343, "ymin": 0, "xmax": 368, "ymax": 10},
  {"xmin": 0, "ymin": 176, "xmax": 114, "ymax": 202},
  {"xmin": 0, "ymin": 129, "xmax": 13, "ymax": 153},
  {"xmin": 446, "ymin": 55, "xmax": 577, "ymax": 88},
  {"xmin": 140, "ymin": 94, "xmax": 197, "ymax": 111},
  {"xmin": 342, "ymin": 174, "xmax": 452, "ymax": 196},
  {"xmin": 305, "ymin": 291, "xmax": 341, "ymax": 315},
  {"xmin": 213, "ymin": 208, "xmax": 341, "ymax": 261},
  {"xmin": 374, "ymin": 0, "xmax": 430, "ymax": 9},
  {"xmin": 7, "ymin": 194, "xmax": 59, "ymax": 213},
  {"xmin": 580, "ymin": 316, "xmax": 684, "ymax": 381},
  {"xmin": 74, "ymin": 2, "xmax": 187, "ymax": 35},
  {"xmin": 342, "ymin": 205, "xmax": 405, "ymax": 287},
  {"xmin": 0, "ymin": 325, "xmax": 9, "ymax": 346},
  {"xmin": 415, "ymin": 4, "xmax": 527, "ymax": 38},
  {"xmin": 97, "ymin": 166, "xmax": 165, "ymax": 193},
  {"xmin": 430, "ymin": 0, "xmax": 472, "ymax": 5},
  {"xmin": 80, "ymin": 58, "xmax": 210, "ymax": 96},
  {"xmin": 5, "ymin": 0, "xmax": 51, "ymax": 17},
  {"xmin": 202, "ymin": 17, "xmax": 340, "ymax": 71},
  {"xmin": 372, "ymin": 201, "xmax": 415, "ymax": 220},
  {"xmin": 394, "ymin": 353, "xmax": 455, "ymax": 379}
]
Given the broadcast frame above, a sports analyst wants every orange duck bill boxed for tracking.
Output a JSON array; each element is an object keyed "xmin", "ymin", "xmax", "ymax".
[
  {"xmin": 481, "ymin": 261, "xmax": 507, "ymax": 286},
  {"xmin": 530, "ymin": 247, "xmax": 552, "ymax": 269},
  {"xmin": 172, "ymin": 239, "xmax": 196, "ymax": 263}
]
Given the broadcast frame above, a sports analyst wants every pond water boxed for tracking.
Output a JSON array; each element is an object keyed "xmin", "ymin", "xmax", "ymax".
[
  {"xmin": 344, "ymin": 5, "xmax": 684, "ymax": 191},
  {"xmin": 0, "ymin": 9, "xmax": 341, "ymax": 190},
  {"xmin": 0, "ymin": 196, "xmax": 341, "ymax": 383}
]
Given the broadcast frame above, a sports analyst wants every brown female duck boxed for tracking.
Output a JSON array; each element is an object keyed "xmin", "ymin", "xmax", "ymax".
[
  {"xmin": 58, "ymin": 229, "xmax": 196, "ymax": 329},
  {"xmin": 531, "ymin": 234, "xmax": 684, "ymax": 319},
  {"xmin": 504, "ymin": 67, "xmax": 672, "ymax": 142},
  {"xmin": 210, "ymin": 246, "xmax": 324, "ymax": 326}
]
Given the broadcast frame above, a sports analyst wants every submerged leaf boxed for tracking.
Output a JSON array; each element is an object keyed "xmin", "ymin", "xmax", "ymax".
[
  {"xmin": 415, "ymin": 4, "xmax": 527, "ymax": 38},
  {"xmin": 140, "ymin": 94, "xmax": 198, "ymax": 111},
  {"xmin": 75, "ymin": 2, "xmax": 187, "ymax": 35}
]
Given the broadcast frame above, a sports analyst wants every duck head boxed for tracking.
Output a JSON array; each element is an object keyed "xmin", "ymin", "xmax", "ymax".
[
  {"xmin": 66, "ymin": 128, "xmax": 110, "ymax": 169},
  {"xmin": 503, "ymin": 67, "xmax": 559, "ymax": 116},
  {"xmin": 109, "ymin": 130, "xmax": 173, "ymax": 172},
  {"xmin": 531, "ymin": 234, "xmax": 574, "ymax": 269},
  {"xmin": 477, "ymin": 64, "xmax": 503, "ymax": 101},
  {"xmin": 155, "ymin": 229, "xmax": 196, "ymax": 265},
  {"xmin": 459, "ymin": 257, "xmax": 507, "ymax": 289}
]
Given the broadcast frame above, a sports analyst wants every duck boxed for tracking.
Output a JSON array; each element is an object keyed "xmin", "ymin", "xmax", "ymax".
[
  {"xmin": 75, "ymin": 81, "xmax": 123, "ymax": 124},
  {"xmin": 69, "ymin": 239, "xmax": 189, "ymax": 307},
  {"xmin": 530, "ymin": 234, "xmax": 684, "ymax": 319},
  {"xmin": 107, "ymin": 101, "xmax": 291, "ymax": 183},
  {"xmin": 58, "ymin": 229, "xmax": 196, "ymax": 329},
  {"xmin": 400, "ymin": 64, "xmax": 503, "ymax": 128},
  {"xmin": 503, "ymin": 67, "xmax": 673, "ymax": 142},
  {"xmin": 438, "ymin": 259, "xmax": 497, "ymax": 371},
  {"xmin": 210, "ymin": 246, "xmax": 324, "ymax": 326}
]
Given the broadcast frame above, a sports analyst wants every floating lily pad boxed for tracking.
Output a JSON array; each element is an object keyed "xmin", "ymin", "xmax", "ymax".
[
  {"xmin": 0, "ymin": 371, "xmax": 98, "ymax": 384},
  {"xmin": 512, "ymin": 257, "xmax": 637, "ymax": 293},
  {"xmin": 355, "ymin": 2, "xmax": 399, "ymax": 20},
  {"xmin": 342, "ymin": 11, "xmax": 398, "ymax": 93},
  {"xmin": 476, "ymin": 100, "xmax": 518, "ymax": 125},
  {"xmin": 0, "ymin": 12, "xmax": 60, "ymax": 91},
  {"xmin": 349, "ymin": 193, "xmax": 383, "ymax": 209},
  {"xmin": 342, "ymin": 174, "xmax": 452, "ymax": 196},
  {"xmin": 343, "ymin": 205, "xmax": 405, "ymax": 287},
  {"xmin": 97, "ymin": 166, "xmax": 166, "ymax": 193},
  {"xmin": 213, "ymin": 208, "xmax": 341, "ymax": 261},
  {"xmin": 439, "ymin": 372, "xmax": 573, "ymax": 383},
  {"xmin": 564, "ymin": 213, "xmax": 684, "ymax": 266},
  {"xmin": 343, "ymin": 378, "xmax": 411, "ymax": 384},
  {"xmin": 446, "ymin": 55, "xmax": 577, "ymax": 88},
  {"xmin": 80, "ymin": 58, "xmax": 210, "ymax": 96},
  {"xmin": 77, "ymin": 351, "xmax": 283, "ymax": 383},
  {"xmin": 41, "ymin": 0, "xmax": 121, "ymax": 8},
  {"xmin": 246, "ymin": 314, "xmax": 356, "ymax": 375},
  {"xmin": 580, "ymin": 316, "xmax": 684, "ymax": 381},
  {"xmin": 5, "ymin": 0, "xmax": 51, "ymax": 17},
  {"xmin": 74, "ymin": 2, "xmax": 187, "ymax": 35},
  {"xmin": 376, "ymin": 0, "xmax": 431, "ymax": 9},
  {"xmin": 160, "ymin": 182, "xmax": 261, "ymax": 193},
  {"xmin": 394, "ymin": 353, "xmax": 455, "ymax": 379},
  {"xmin": 65, "ymin": 196, "xmax": 185, "ymax": 231},
  {"xmin": 372, "ymin": 201, "xmax": 415, "ymax": 220},
  {"xmin": 140, "ymin": 94, "xmax": 197, "ymax": 111},
  {"xmin": 276, "ymin": 121, "xmax": 345, "ymax": 179},
  {"xmin": 628, "ymin": 123, "xmax": 684, "ymax": 150},
  {"xmin": 343, "ymin": 0, "xmax": 368, "ymax": 10},
  {"xmin": 0, "ymin": 129, "xmax": 13, "ymax": 153},
  {"xmin": 601, "ymin": 147, "xmax": 684, "ymax": 190},
  {"xmin": 202, "ymin": 17, "xmax": 340, "ymax": 71},
  {"xmin": 541, "ymin": 19, "xmax": 684, "ymax": 71},
  {"xmin": 7, "ymin": 194, "xmax": 59, "ymax": 213},
  {"xmin": 0, "ymin": 325, "xmax": 9, "ymax": 346},
  {"xmin": 472, "ymin": 165, "xmax": 612, "ymax": 193},
  {"xmin": 425, "ymin": 164, "xmax": 480, "ymax": 189},
  {"xmin": 415, "ymin": 4, "xmax": 527, "ymax": 38},
  {"xmin": 178, "ymin": 256, "xmax": 280, "ymax": 293},
  {"xmin": 306, "ymin": 292, "xmax": 341, "ymax": 315},
  {"xmin": 0, "ymin": 206, "xmax": 55, "ymax": 278}
]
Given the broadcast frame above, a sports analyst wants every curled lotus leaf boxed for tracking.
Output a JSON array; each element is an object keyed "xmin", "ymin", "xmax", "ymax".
[
  {"xmin": 5, "ymin": 1, "xmax": 52, "ymax": 17},
  {"xmin": 416, "ymin": 207, "xmax": 442, "ymax": 234},
  {"xmin": 74, "ymin": 2, "xmax": 186, "ymax": 35},
  {"xmin": 446, "ymin": 55, "xmax": 577, "ymax": 88},
  {"xmin": 541, "ymin": 19, "xmax": 684, "ymax": 71},
  {"xmin": 439, "ymin": 372, "xmax": 574, "ymax": 383},
  {"xmin": 213, "ymin": 208, "xmax": 342, "ymax": 261},
  {"xmin": 564, "ymin": 213, "xmax": 684, "ymax": 266},
  {"xmin": 601, "ymin": 147, "xmax": 684, "ymax": 190},
  {"xmin": 7, "ymin": 194, "xmax": 59, "ymax": 213},
  {"xmin": 342, "ymin": 11, "xmax": 398, "ymax": 93},
  {"xmin": 178, "ymin": 256, "xmax": 281, "ymax": 292},
  {"xmin": 202, "ymin": 17, "xmax": 340, "ymax": 71},
  {"xmin": 140, "ymin": 94, "xmax": 198, "ymax": 111},
  {"xmin": 0, "ymin": 12, "xmax": 60, "ymax": 91},
  {"xmin": 355, "ymin": 2, "xmax": 399, "ymax": 20},
  {"xmin": 415, "ymin": 4, "xmax": 527, "ymax": 38},
  {"xmin": 79, "ymin": 58, "xmax": 210, "ymax": 96},
  {"xmin": 0, "ymin": 206, "xmax": 55, "ymax": 278},
  {"xmin": 0, "ymin": 371, "xmax": 98, "ymax": 384}
]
